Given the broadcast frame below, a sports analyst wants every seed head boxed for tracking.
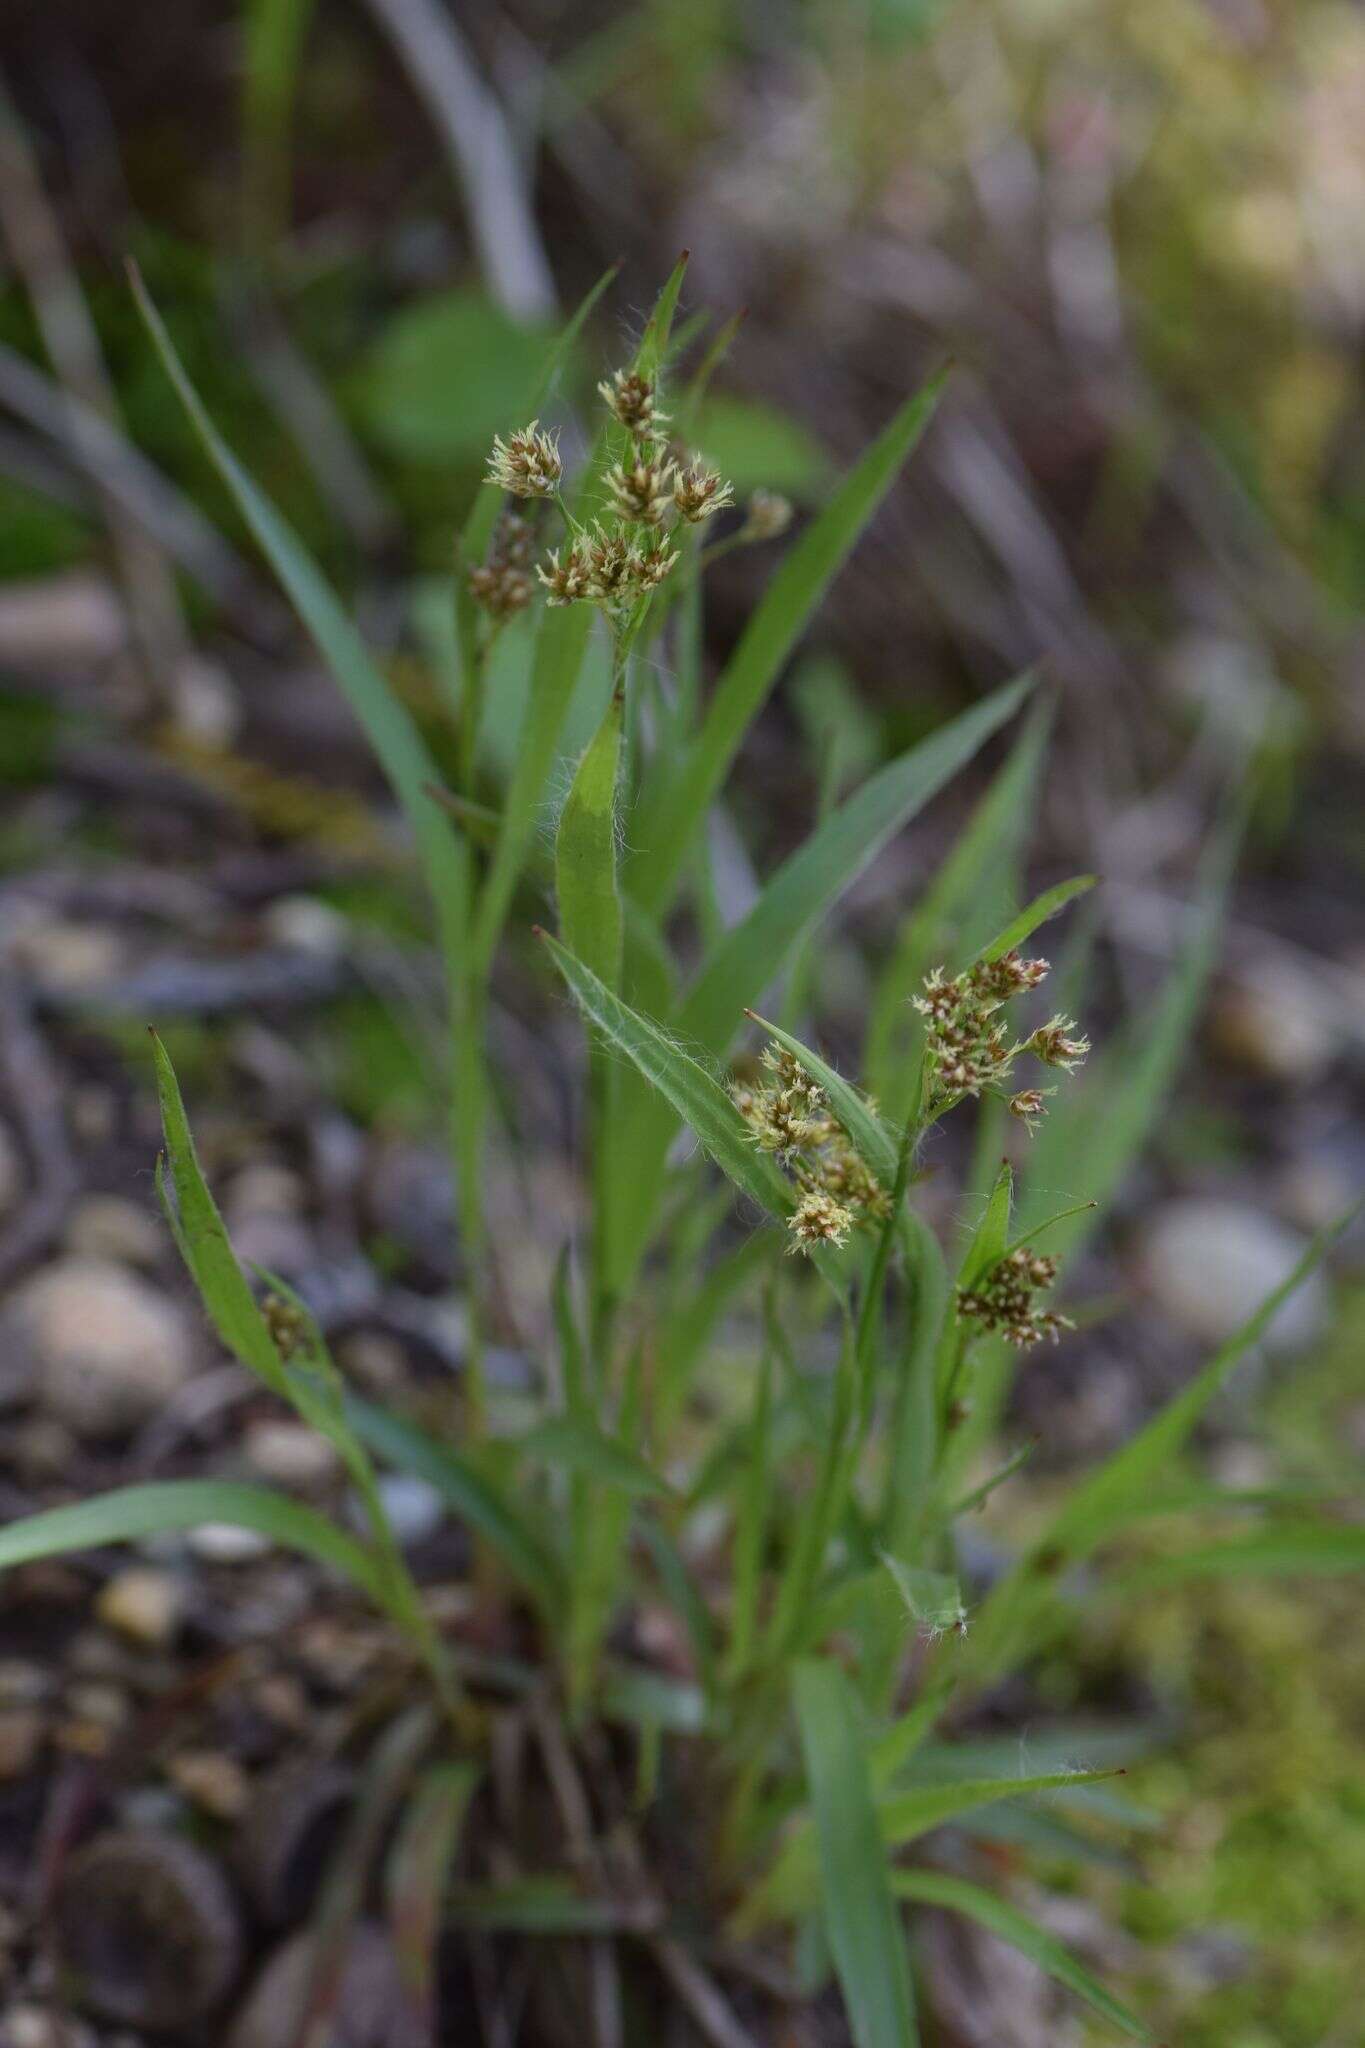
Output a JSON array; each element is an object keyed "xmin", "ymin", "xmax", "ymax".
[
  {"xmin": 486, "ymin": 421, "xmax": 562, "ymax": 499},
  {"xmin": 607, "ymin": 451, "xmax": 676, "ymax": 527},
  {"xmin": 536, "ymin": 541, "xmax": 593, "ymax": 606},
  {"xmin": 673, "ymin": 461, "xmax": 735, "ymax": 524},
  {"xmin": 1027, "ymin": 1016, "xmax": 1091, "ymax": 1071},
  {"xmin": 968, "ymin": 951, "xmax": 1049, "ymax": 1004},
  {"xmin": 742, "ymin": 488, "xmax": 793, "ymax": 541},
  {"xmin": 468, "ymin": 562, "xmax": 534, "ymax": 619},
  {"xmin": 598, "ymin": 369, "xmax": 667, "ymax": 434},
  {"xmin": 787, "ymin": 1188, "xmax": 854, "ymax": 1253},
  {"xmin": 957, "ymin": 1245, "xmax": 1071, "ymax": 1349},
  {"xmin": 1009, "ymin": 1088, "xmax": 1046, "ymax": 1130}
]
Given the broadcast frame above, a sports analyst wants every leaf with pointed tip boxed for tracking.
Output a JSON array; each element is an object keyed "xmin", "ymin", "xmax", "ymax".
[
  {"xmin": 973, "ymin": 874, "xmax": 1097, "ymax": 966},
  {"xmin": 794, "ymin": 1660, "xmax": 920, "ymax": 2048},
  {"xmin": 0, "ymin": 1481, "xmax": 388, "ymax": 1606},
  {"xmin": 631, "ymin": 370, "xmax": 951, "ymax": 915},
  {"xmin": 890, "ymin": 1871, "xmax": 1150, "ymax": 2040}
]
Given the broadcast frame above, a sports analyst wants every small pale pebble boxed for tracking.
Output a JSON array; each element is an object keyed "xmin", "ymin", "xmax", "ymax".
[
  {"xmin": 168, "ymin": 1750, "xmax": 250, "ymax": 1820},
  {"xmin": 96, "ymin": 1567, "xmax": 182, "ymax": 1649},
  {"xmin": 372, "ymin": 1474, "xmax": 444, "ymax": 1548},
  {"xmin": 262, "ymin": 895, "xmax": 349, "ymax": 957},
  {"xmin": 10, "ymin": 917, "xmax": 123, "ymax": 994},
  {"xmin": 336, "ymin": 1330, "xmax": 406, "ymax": 1396},
  {"xmin": 64, "ymin": 1194, "xmax": 163, "ymax": 1268},
  {"xmin": 245, "ymin": 1419, "xmax": 339, "ymax": 1490},
  {"xmin": 0, "ymin": 1708, "xmax": 45, "ymax": 1781},
  {"xmin": 64, "ymin": 1681, "xmax": 127, "ymax": 1730},
  {"xmin": 7, "ymin": 1258, "xmax": 194, "ymax": 1437},
  {"xmin": 1137, "ymin": 1199, "xmax": 1327, "ymax": 1353},
  {"xmin": 0, "ymin": 1658, "xmax": 51, "ymax": 1706},
  {"xmin": 188, "ymin": 1523, "xmax": 273, "ymax": 1564}
]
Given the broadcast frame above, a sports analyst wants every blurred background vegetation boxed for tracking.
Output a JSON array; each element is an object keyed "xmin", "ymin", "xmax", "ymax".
[{"xmin": 1, "ymin": 2, "xmax": 1362, "ymax": 2042}]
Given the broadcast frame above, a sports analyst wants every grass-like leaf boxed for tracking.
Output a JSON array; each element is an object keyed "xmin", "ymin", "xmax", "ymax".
[
  {"xmin": 346, "ymin": 1397, "xmax": 562, "ymax": 1613},
  {"xmin": 130, "ymin": 266, "xmax": 468, "ymax": 959},
  {"xmin": 0, "ymin": 1481, "xmax": 388, "ymax": 1605},
  {"xmin": 606, "ymin": 674, "xmax": 1036, "ymax": 1289},
  {"xmin": 972, "ymin": 874, "xmax": 1097, "ymax": 966},
  {"xmin": 794, "ymin": 1660, "xmax": 920, "ymax": 2048},
  {"xmin": 1111, "ymin": 1521, "xmax": 1365, "ymax": 1590},
  {"xmin": 537, "ymin": 928, "xmax": 794, "ymax": 1231},
  {"xmin": 631, "ymin": 370, "xmax": 950, "ymax": 915},
  {"xmin": 746, "ymin": 1013, "xmax": 899, "ymax": 1186},
  {"xmin": 473, "ymin": 603, "xmax": 593, "ymax": 971},
  {"xmin": 890, "ymin": 1871, "xmax": 1150, "ymax": 2040},
  {"xmin": 151, "ymin": 1029, "xmax": 288, "ymax": 1397},
  {"xmin": 967, "ymin": 1204, "xmax": 1356, "ymax": 1679},
  {"xmin": 865, "ymin": 702, "xmax": 1049, "ymax": 1116},
  {"xmin": 556, "ymin": 681, "xmax": 625, "ymax": 991},
  {"xmin": 518, "ymin": 1414, "xmax": 671, "ymax": 1498},
  {"xmin": 746, "ymin": 1763, "xmax": 1120, "ymax": 1926}
]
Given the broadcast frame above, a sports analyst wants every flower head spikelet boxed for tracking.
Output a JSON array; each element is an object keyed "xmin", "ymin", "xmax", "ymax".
[
  {"xmin": 674, "ymin": 461, "xmax": 735, "ymax": 524},
  {"xmin": 485, "ymin": 421, "xmax": 562, "ymax": 499},
  {"xmin": 607, "ymin": 449, "xmax": 676, "ymax": 527},
  {"xmin": 1027, "ymin": 1016, "xmax": 1091, "ymax": 1072},
  {"xmin": 598, "ymin": 369, "xmax": 667, "ymax": 434},
  {"xmin": 536, "ymin": 541, "xmax": 593, "ymax": 606},
  {"xmin": 468, "ymin": 510, "xmax": 538, "ymax": 618},
  {"xmin": 735, "ymin": 1038, "xmax": 890, "ymax": 1254},
  {"xmin": 1009, "ymin": 1088, "xmax": 1047, "ymax": 1131},
  {"xmin": 915, "ymin": 952, "xmax": 1082, "ymax": 1121},
  {"xmin": 957, "ymin": 1246, "xmax": 1072, "ymax": 1349},
  {"xmin": 788, "ymin": 1188, "xmax": 854, "ymax": 1252},
  {"xmin": 741, "ymin": 489, "xmax": 793, "ymax": 541}
]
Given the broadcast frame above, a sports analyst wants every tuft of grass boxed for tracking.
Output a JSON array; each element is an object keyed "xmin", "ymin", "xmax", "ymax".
[{"xmin": 1, "ymin": 264, "xmax": 1357, "ymax": 2048}]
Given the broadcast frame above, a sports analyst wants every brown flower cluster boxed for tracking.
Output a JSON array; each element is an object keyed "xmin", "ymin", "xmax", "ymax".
[
  {"xmin": 957, "ymin": 1247, "xmax": 1073, "ymax": 1349},
  {"xmin": 733, "ymin": 1043, "xmax": 890, "ymax": 1255},
  {"xmin": 915, "ymin": 950, "xmax": 1088, "ymax": 1119}
]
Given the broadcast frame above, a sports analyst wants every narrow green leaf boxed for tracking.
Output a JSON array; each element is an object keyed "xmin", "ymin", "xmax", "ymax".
[
  {"xmin": 725, "ymin": 1335, "xmax": 775, "ymax": 1684},
  {"xmin": 555, "ymin": 683, "xmax": 625, "ymax": 991},
  {"xmin": 473, "ymin": 604, "xmax": 593, "ymax": 970},
  {"xmin": 633, "ymin": 250, "xmax": 690, "ymax": 382},
  {"xmin": 1015, "ymin": 803, "xmax": 1244, "ymax": 1261},
  {"xmin": 632, "ymin": 370, "xmax": 950, "ymax": 915},
  {"xmin": 607, "ymin": 674, "xmax": 1036, "ymax": 1291},
  {"xmin": 890, "ymin": 1871, "xmax": 1151, "ymax": 2040},
  {"xmin": 974, "ymin": 874, "xmax": 1097, "ymax": 966},
  {"xmin": 0, "ymin": 1480, "xmax": 387, "ymax": 1604},
  {"xmin": 794, "ymin": 1660, "xmax": 920, "ymax": 2048},
  {"xmin": 967, "ymin": 1205, "xmax": 1356, "ymax": 1679},
  {"xmin": 130, "ymin": 269, "xmax": 468, "ymax": 950},
  {"xmin": 527, "ymin": 260, "xmax": 621, "ymax": 416},
  {"xmin": 1112, "ymin": 1522, "xmax": 1365, "ymax": 1590},
  {"xmin": 747, "ymin": 1014, "xmax": 899, "ymax": 1187},
  {"xmin": 865, "ymin": 703, "xmax": 1049, "ymax": 1117},
  {"xmin": 387, "ymin": 1762, "xmax": 480, "ymax": 2023},
  {"xmin": 150, "ymin": 1030, "xmax": 287, "ymax": 1396},
  {"xmin": 957, "ymin": 1159, "xmax": 1013, "ymax": 1291},
  {"xmin": 451, "ymin": 1880, "xmax": 645, "ymax": 1935},
  {"xmin": 345, "ymin": 1397, "xmax": 562, "ymax": 1612},
  {"xmin": 537, "ymin": 930, "xmax": 794, "ymax": 1231},
  {"xmin": 519, "ymin": 1413, "xmax": 671, "ymax": 1498},
  {"xmin": 748, "ymin": 1764, "xmax": 1119, "ymax": 1926}
]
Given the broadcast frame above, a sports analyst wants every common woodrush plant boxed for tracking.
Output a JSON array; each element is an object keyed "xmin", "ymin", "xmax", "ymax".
[{"xmin": 1, "ymin": 257, "xmax": 1358, "ymax": 2047}]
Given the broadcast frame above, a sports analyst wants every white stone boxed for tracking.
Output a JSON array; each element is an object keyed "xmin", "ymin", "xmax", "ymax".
[
  {"xmin": 1138, "ymin": 1199, "xmax": 1327, "ymax": 1354},
  {"xmin": 187, "ymin": 1523, "xmax": 273, "ymax": 1564},
  {"xmin": 244, "ymin": 1419, "xmax": 339, "ymax": 1489},
  {"xmin": 64, "ymin": 1194, "xmax": 163, "ymax": 1268},
  {"xmin": 8, "ymin": 1258, "xmax": 194, "ymax": 1436},
  {"xmin": 96, "ymin": 1567, "xmax": 182, "ymax": 1648}
]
